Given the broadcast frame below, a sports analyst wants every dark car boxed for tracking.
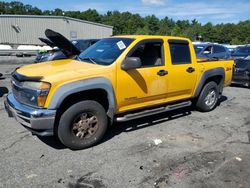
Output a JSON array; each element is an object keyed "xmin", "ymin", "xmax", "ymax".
[
  {"xmin": 231, "ymin": 45, "xmax": 250, "ymax": 59},
  {"xmin": 232, "ymin": 55, "xmax": 250, "ymax": 88},
  {"xmin": 194, "ymin": 43, "xmax": 231, "ymax": 59},
  {"xmin": 35, "ymin": 29, "xmax": 99, "ymax": 63}
]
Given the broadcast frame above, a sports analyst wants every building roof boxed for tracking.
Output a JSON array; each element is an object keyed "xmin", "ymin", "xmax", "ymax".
[{"xmin": 0, "ymin": 14, "xmax": 113, "ymax": 29}]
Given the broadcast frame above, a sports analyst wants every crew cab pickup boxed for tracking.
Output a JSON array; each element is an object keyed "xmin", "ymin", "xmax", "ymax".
[{"xmin": 4, "ymin": 35, "xmax": 234, "ymax": 149}]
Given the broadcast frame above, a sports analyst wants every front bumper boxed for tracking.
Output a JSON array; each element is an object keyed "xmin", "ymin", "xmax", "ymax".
[{"xmin": 4, "ymin": 93, "xmax": 56, "ymax": 136}]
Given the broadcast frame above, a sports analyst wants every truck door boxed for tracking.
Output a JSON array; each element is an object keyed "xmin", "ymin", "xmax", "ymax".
[
  {"xmin": 116, "ymin": 39, "xmax": 168, "ymax": 113},
  {"xmin": 166, "ymin": 40, "xmax": 198, "ymax": 101}
]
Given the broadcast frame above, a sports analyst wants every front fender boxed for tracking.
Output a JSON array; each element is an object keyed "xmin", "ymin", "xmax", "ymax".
[{"xmin": 48, "ymin": 77, "xmax": 116, "ymax": 118}]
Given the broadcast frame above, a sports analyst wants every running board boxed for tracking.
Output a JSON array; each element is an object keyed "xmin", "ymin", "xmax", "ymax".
[{"xmin": 115, "ymin": 101, "xmax": 192, "ymax": 122}]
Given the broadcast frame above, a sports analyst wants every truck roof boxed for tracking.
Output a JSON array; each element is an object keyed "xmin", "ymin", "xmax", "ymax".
[{"xmin": 113, "ymin": 35, "xmax": 190, "ymax": 41}]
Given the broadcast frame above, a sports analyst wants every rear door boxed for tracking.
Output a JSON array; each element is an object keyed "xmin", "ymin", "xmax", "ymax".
[{"xmin": 166, "ymin": 39, "xmax": 198, "ymax": 101}]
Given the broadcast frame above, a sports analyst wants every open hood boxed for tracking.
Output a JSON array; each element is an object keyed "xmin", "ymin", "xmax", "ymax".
[
  {"xmin": 39, "ymin": 37, "xmax": 56, "ymax": 48},
  {"xmin": 45, "ymin": 29, "xmax": 81, "ymax": 57}
]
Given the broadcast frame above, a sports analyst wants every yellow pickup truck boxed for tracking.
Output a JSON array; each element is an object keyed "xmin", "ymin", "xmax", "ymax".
[{"xmin": 4, "ymin": 35, "xmax": 234, "ymax": 149}]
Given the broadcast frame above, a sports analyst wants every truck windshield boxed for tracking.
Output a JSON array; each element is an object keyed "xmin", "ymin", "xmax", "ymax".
[{"xmin": 78, "ymin": 38, "xmax": 134, "ymax": 65}]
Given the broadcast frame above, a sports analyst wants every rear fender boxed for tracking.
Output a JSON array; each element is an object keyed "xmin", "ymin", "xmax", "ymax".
[{"xmin": 193, "ymin": 67, "xmax": 225, "ymax": 98}]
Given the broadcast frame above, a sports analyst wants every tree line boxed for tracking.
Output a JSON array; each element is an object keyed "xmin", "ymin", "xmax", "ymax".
[{"xmin": 1, "ymin": 1, "xmax": 250, "ymax": 44}]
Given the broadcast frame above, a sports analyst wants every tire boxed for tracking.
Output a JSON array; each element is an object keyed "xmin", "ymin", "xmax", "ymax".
[
  {"xmin": 57, "ymin": 100, "xmax": 108, "ymax": 150},
  {"xmin": 195, "ymin": 81, "xmax": 219, "ymax": 112}
]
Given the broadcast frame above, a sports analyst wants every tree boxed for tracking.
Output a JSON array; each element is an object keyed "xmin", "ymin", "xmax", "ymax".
[
  {"xmin": 171, "ymin": 25, "xmax": 181, "ymax": 36},
  {"xmin": 78, "ymin": 9, "xmax": 101, "ymax": 22},
  {"xmin": 144, "ymin": 15, "xmax": 159, "ymax": 35},
  {"xmin": 53, "ymin": 8, "xmax": 63, "ymax": 16},
  {"xmin": 231, "ymin": 38, "xmax": 241, "ymax": 45}
]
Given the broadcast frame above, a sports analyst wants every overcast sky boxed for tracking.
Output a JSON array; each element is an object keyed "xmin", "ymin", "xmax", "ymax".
[{"xmin": 3, "ymin": 0, "xmax": 250, "ymax": 24}]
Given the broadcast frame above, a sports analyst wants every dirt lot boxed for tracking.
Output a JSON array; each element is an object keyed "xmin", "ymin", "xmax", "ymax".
[{"xmin": 0, "ymin": 58, "xmax": 250, "ymax": 188}]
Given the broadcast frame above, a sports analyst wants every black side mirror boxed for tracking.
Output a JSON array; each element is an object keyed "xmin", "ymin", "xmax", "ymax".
[{"xmin": 121, "ymin": 57, "xmax": 142, "ymax": 71}]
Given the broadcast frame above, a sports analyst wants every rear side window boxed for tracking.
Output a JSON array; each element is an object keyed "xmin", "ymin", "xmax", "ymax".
[
  {"xmin": 169, "ymin": 40, "xmax": 191, "ymax": 65},
  {"xmin": 214, "ymin": 45, "xmax": 226, "ymax": 53}
]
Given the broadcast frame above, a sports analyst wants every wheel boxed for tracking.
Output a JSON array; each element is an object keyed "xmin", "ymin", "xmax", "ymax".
[
  {"xmin": 195, "ymin": 81, "xmax": 219, "ymax": 112},
  {"xmin": 57, "ymin": 100, "xmax": 108, "ymax": 150}
]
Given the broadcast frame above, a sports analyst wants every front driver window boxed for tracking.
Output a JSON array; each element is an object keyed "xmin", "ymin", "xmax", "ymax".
[{"xmin": 129, "ymin": 41, "xmax": 164, "ymax": 67}]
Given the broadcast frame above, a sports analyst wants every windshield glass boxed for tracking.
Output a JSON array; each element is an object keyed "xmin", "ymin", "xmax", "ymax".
[
  {"xmin": 194, "ymin": 45, "xmax": 205, "ymax": 54},
  {"xmin": 78, "ymin": 38, "xmax": 134, "ymax": 65},
  {"xmin": 71, "ymin": 40, "xmax": 89, "ymax": 52}
]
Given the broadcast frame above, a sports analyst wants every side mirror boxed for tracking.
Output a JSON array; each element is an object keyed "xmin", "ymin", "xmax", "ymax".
[{"xmin": 121, "ymin": 57, "xmax": 142, "ymax": 71}]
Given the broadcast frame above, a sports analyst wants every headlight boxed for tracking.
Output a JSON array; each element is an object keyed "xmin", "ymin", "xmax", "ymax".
[
  {"xmin": 21, "ymin": 81, "xmax": 50, "ymax": 90},
  {"xmin": 13, "ymin": 81, "xmax": 51, "ymax": 108},
  {"xmin": 25, "ymin": 81, "xmax": 50, "ymax": 107}
]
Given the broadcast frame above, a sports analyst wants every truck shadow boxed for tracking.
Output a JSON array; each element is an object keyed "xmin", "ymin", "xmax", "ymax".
[
  {"xmin": 230, "ymin": 83, "xmax": 250, "ymax": 89},
  {"xmin": 217, "ymin": 95, "xmax": 227, "ymax": 106},
  {"xmin": 0, "ymin": 87, "xmax": 9, "ymax": 97},
  {"xmin": 103, "ymin": 107, "xmax": 192, "ymax": 143},
  {"xmin": 37, "ymin": 96, "xmax": 228, "ymax": 150},
  {"xmin": 37, "ymin": 136, "xmax": 66, "ymax": 149},
  {"xmin": 103, "ymin": 95, "xmax": 227, "ymax": 143}
]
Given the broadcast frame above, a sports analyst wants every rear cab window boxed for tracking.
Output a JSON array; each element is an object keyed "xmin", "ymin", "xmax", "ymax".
[{"xmin": 168, "ymin": 40, "xmax": 191, "ymax": 65}]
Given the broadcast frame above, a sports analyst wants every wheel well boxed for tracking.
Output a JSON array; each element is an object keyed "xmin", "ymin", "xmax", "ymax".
[
  {"xmin": 58, "ymin": 89, "xmax": 109, "ymax": 112},
  {"xmin": 194, "ymin": 75, "xmax": 224, "ymax": 100},
  {"xmin": 54, "ymin": 89, "xmax": 109, "ymax": 131},
  {"xmin": 204, "ymin": 75, "xmax": 223, "ymax": 86}
]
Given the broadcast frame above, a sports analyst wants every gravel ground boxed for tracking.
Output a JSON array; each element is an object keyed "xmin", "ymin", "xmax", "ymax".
[{"xmin": 0, "ymin": 59, "xmax": 250, "ymax": 188}]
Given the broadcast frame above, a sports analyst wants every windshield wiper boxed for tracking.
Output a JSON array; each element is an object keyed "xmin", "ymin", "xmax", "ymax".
[{"xmin": 78, "ymin": 57, "xmax": 97, "ymax": 64}]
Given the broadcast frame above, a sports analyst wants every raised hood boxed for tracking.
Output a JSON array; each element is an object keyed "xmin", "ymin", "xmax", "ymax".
[
  {"xmin": 45, "ymin": 29, "xmax": 80, "ymax": 57},
  {"xmin": 39, "ymin": 37, "xmax": 56, "ymax": 48},
  {"xmin": 15, "ymin": 59, "xmax": 102, "ymax": 82}
]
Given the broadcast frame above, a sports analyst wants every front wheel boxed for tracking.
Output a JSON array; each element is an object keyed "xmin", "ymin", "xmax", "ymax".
[
  {"xmin": 195, "ymin": 81, "xmax": 219, "ymax": 112},
  {"xmin": 57, "ymin": 100, "xmax": 108, "ymax": 150}
]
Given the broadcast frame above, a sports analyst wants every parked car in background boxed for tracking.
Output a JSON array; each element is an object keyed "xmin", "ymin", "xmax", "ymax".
[
  {"xmin": 232, "ymin": 55, "xmax": 250, "ymax": 88},
  {"xmin": 35, "ymin": 29, "xmax": 99, "ymax": 63},
  {"xmin": 222, "ymin": 44, "xmax": 241, "ymax": 53},
  {"xmin": 231, "ymin": 45, "xmax": 250, "ymax": 59},
  {"xmin": 194, "ymin": 43, "xmax": 231, "ymax": 59}
]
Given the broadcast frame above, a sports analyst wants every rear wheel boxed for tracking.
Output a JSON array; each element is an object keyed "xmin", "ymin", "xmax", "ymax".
[
  {"xmin": 196, "ymin": 81, "xmax": 219, "ymax": 112},
  {"xmin": 57, "ymin": 100, "xmax": 108, "ymax": 150}
]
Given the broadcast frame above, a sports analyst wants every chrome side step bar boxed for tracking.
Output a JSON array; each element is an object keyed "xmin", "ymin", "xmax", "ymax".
[{"xmin": 115, "ymin": 101, "xmax": 192, "ymax": 122}]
